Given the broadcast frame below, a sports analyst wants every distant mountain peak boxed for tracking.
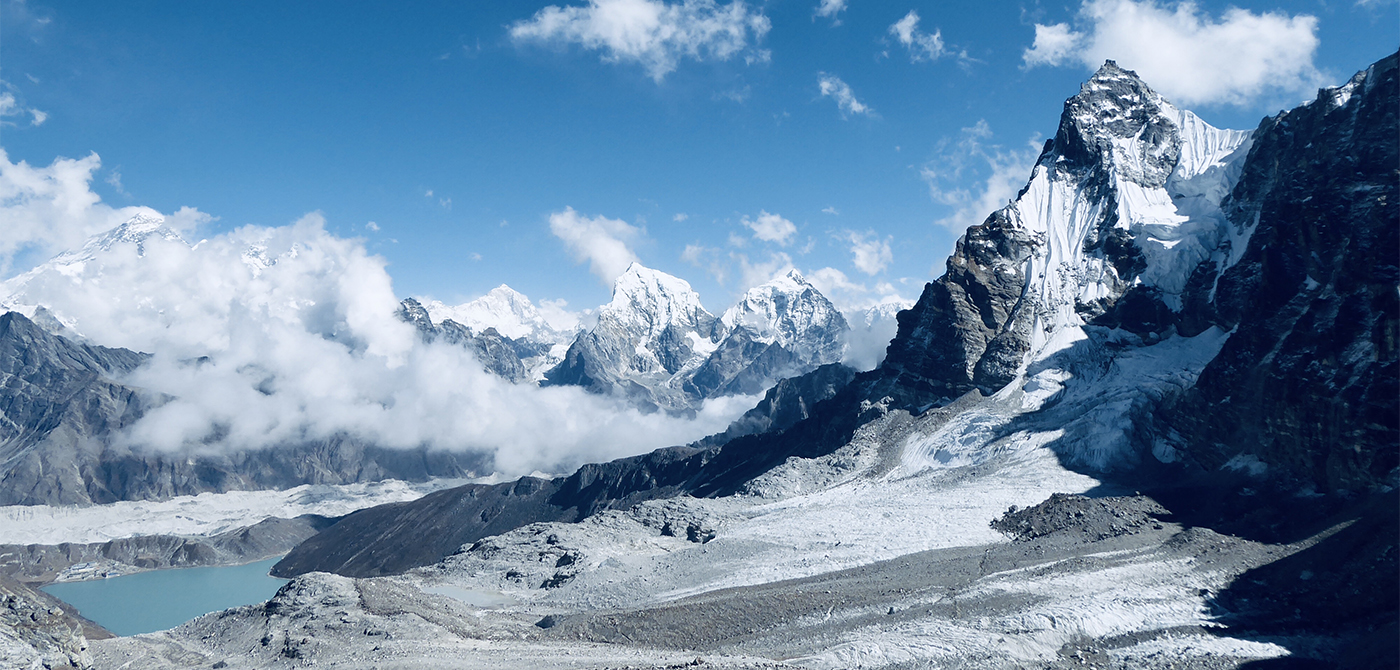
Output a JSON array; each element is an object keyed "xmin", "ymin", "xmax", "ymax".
[
  {"xmin": 76, "ymin": 212, "xmax": 188, "ymax": 258},
  {"xmin": 604, "ymin": 263, "xmax": 712, "ymax": 335}
]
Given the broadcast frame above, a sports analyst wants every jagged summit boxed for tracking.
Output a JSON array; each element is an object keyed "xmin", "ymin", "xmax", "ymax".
[
  {"xmin": 604, "ymin": 263, "xmax": 714, "ymax": 335},
  {"xmin": 720, "ymin": 270, "xmax": 846, "ymax": 350},
  {"xmin": 423, "ymin": 284, "xmax": 568, "ymax": 342},
  {"xmin": 41, "ymin": 212, "xmax": 186, "ymax": 267},
  {"xmin": 546, "ymin": 263, "xmax": 854, "ymax": 409}
]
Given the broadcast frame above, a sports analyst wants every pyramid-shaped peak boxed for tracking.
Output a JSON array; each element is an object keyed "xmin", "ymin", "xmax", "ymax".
[
  {"xmin": 1079, "ymin": 59, "xmax": 1157, "ymax": 98},
  {"xmin": 481, "ymin": 284, "xmax": 532, "ymax": 306},
  {"xmin": 92, "ymin": 212, "xmax": 187, "ymax": 250},
  {"xmin": 610, "ymin": 263, "xmax": 696, "ymax": 300}
]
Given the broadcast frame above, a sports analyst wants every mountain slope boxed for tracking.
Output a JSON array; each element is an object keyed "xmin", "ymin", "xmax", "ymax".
[
  {"xmin": 0, "ymin": 311, "xmax": 485, "ymax": 505},
  {"xmin": 1162, "ymin": 52, "xmax": 1399, "ymax": 492}
]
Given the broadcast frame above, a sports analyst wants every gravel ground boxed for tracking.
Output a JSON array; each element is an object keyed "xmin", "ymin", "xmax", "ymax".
[{"xmin": 85, "ymin": 406, "xmax": 1378, "ymax": 669}]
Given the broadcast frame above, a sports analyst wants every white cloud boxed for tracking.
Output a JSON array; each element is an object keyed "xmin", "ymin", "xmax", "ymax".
[
  {"xmin": 509, "ymin": 0, "xmax": 772, "ymax": 82},
  {"xmin": 365, "ymin": 221, "xmax": 380, "ymax": 232},
  {"xmin": 734, "ymin": 250, "xmax": 793, "ymax": 290},
  {"xmin": 821, "ymin": 206, "xmax": 839, "ymax": 215},
  {"xmin": 921, "ymin": 121, "xmax": 1041, "ymax": 233},
  {"xmin": 1022, "ymin": 0, "xmax": 1323, "ymax": 107},
  {"xmin": 0, "ymin": 150, "xmax": 213, "ymax": 277},
  {"xmin": 548, "ymin": 207, "xmax": 643, "ymax": 284},
  {"xmin": 815, "ymin": 0, "xmax": 847, "ymax": 20},
  {"xmin": 889, "ymin": 11, "xmax": 945, "ymax": 62},
  {"xmin": 0, "ymin": 82, "xmax": 47, "ymax": 128},
  {"xmin": 845, "ymin": 230, "xmax": 892, "ymax": 275},
  {"xmin": 741, "ymin": 210, "xmax": 797, "ymax": 245},
  {"xmin": 1023, "ymin": 23, "xmax": 1081, "ymax": 67},
  {"xmin": 818, "ymin": 73, "xmax": 873, "ymax": 118},
  {"xmin": 673, "ymin": 212, "xmax": 689, "ymax": 221},
  {"xmin": 4, "ymin": 194, "xmax": 751, "ymax": 478}
]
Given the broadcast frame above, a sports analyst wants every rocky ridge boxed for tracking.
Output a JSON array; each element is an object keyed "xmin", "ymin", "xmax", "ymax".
[{"xmin": 547, "ymin": 264, "xmax": 850, "ymax": 413}]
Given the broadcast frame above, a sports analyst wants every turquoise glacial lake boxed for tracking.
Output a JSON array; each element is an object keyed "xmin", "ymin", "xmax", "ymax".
[{"xmin": 41, "ymin": 557, "xmax": 288, "ymax": 637}]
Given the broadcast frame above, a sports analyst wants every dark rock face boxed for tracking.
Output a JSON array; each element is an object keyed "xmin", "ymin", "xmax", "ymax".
[
  {"xmin": 877, "ymin": 210, "xmax": 1041, "ymax": 405},
  {"xmin": 1163, "ymin": 53, "xmax": 1400, "ymax": 493},
  {"xmin": 873, "ymin": 62, "xmax": 1193, "ymax": 406},
  {"xmin": 0, "ymin": 311, "xmax": 150, "ymax": 505},
  {"xmin": 0, "ymin": 310, "xmax": 485, "ymax": 505}
]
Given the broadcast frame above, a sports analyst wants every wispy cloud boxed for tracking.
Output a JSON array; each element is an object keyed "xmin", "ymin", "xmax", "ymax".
[
  {"xmin": 1023, "ymin": 0, "xmax": 1324, "ymax": 107},
  {"xmin": 920, "ymin": 120, "xmax": 1040, "ymax": 234},
  {"xmin": 814, "ymin": 0, "xmax": 847, "ymax": 22},
  {"xmin": 888, "ymin": 11, "xmax": 945, "ymax": 62},
  {"xmin": 818, "ymin": 73, "xmax": 873, "ymax": 119},
  {"xmin": 509, "ymin": 0, "xmax": 772, "ymax": 82},
  {"xmin": 548, "ymin": 207, "xmax": 644, "ymax": 284},
  {"xmin": 0, "ymin": 81, "xmax": 47, "ymax": 128},
  {"xmin": 5, "ymin": 206, "xmax": 751, "ymax": 477}
]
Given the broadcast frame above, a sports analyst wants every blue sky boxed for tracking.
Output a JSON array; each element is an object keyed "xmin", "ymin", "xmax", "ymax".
[{"xmin": 1, "ymin": 0, "xmax": 1394, "ymax": 315}]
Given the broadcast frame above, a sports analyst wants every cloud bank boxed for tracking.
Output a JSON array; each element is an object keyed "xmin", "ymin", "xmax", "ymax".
[
  {"xmin": 510, "ymin": 0, "xmax": 772, "ymax": 81},
  {"xmin": 0, "ymin": 150, "xmax": 210, "ymax": 276},
  {"xmin": 1023, "ymin": 0, "xmax": 1323, "ymax": 107},
  {"xmin": 3, "ymin": 196, "xmax": 753, "ymax": 479}
]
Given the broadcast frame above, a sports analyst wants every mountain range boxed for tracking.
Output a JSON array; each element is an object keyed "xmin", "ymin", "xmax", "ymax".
[
  {"xmin": 261, "ymin": 53, "xmax": 1397, "ymax": 667},
  {"xmin": 0, "ymin": 52, "xmax": 1395, "ymax": 669}
]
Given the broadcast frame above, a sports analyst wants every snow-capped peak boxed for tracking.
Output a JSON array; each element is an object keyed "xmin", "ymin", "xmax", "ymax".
[
  {"xmin": 422, "ymin": 285, "xmax": 568, "ymax": 341},
  {"xmin": 603, "ymin": 262, "xmax": 714, "ymax": 339},
  {"xmin": 720, "ymin": 269, "xmax": 846, "ymax": 347},
  {"xmin": 3, "ymin": 212, "xmax": 188, "ymax": 297},
  {"xmin": 64, "ymin": 212, "xmax": 188, "ymax": 261},
  {"xmin": 1001, "ymin": 60, "xmax": 1254, "ymax": 355}
]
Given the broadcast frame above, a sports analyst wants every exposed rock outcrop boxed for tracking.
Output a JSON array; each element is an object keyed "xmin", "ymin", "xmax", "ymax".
[
  {"xmin": 0, "ymin": 572, "xmax": 109, "ymax": 669},
  {"xmin": 1163, "ymin": 53, "xmax": 1400, "ymax": 492}
]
